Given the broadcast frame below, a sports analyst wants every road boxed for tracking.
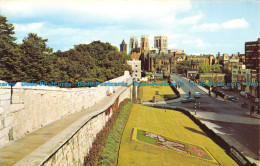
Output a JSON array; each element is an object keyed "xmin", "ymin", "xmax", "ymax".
[{"xmin": 165, "ymin": 74, "xmax": 260, "ymax": 162}]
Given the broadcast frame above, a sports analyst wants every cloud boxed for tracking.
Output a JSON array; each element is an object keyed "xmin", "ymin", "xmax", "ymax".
[
  {"xmin": 13, "ymin": 22, "xmax": 44, "ymax": 33},
  {"xmin": 221, "ymin": 18, "xmax": 249, "ymax": 29},
  {"xmin": 177, "ymin": 13, "xmax": 204, "ymax": 25},
  {"xmin": 190, "ymin": 18, "xmax": 250, "ymax": 32},
  {"xmin": 0, "ymin": 0, "xmax": 191, "ymax": 24}
]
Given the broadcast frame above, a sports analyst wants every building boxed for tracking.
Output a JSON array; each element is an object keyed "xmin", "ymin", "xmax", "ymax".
[
  {"xmin": 238, "ymin": 52, "xmax": 245, "ymax": 64},
  {"xmin": 129, "ymin": 36, "xmax": 139, "ymax": 53},
  {"xmin": 231, "ymin": 63, "xmax": 251, "ymax": 92},
  {"xmin": 120, "ymin": 39, "xmax": 127, "ymax": 53},
  {"xmin": 127, "ymin": 60, "xmax": 141, "ymax": 78},
  {"xmin": 149, "ymin": 48, "xmax": 159, "ymax": 54},
  {"xmin": 168, "ymin": 49, "xmax": 185, "ymax": 54},
  {"xmin": 245, "ymin": 38, "xmax": 260, "ymax": 98},
  {"xmin": 227, "ymin": 54, "xmax": 240, "ymax": 73},
  {"xmin": 154, "ymin": 36, "xmax": 168, "ymax": 53},
  {"xmin": 216, "ymin": 52, "xmax": 230, "ymax": 72},
  {"xmin": 141, "ymin": 53, "xmax": 174, "ymax": 73},
  {"xmin": 140, "ymin": 35, "xmax": 149, "ymax": 53},
  {"xmin": 187, "ymin": 54, "xmax": 215, "ymax": 66}
]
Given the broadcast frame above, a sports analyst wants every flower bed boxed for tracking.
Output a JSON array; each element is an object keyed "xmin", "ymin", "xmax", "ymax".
[
  {"xmin": 84, "ymin": 98, "xmax": 133, "ymax": 166},
  {"xmin": 133, "ymin": 128, "xmax": 218, "ymax": 164}
]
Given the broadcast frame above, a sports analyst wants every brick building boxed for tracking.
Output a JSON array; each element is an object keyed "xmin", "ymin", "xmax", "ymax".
[{"xmin": 245, "ymin": 38, "xmax": 260, "ymax": 98}]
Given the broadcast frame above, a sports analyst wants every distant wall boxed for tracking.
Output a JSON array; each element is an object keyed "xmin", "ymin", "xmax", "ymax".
[
  {"xmin": 0, "ymin": 72, "xmax": 131, "ymax": 146},
  {"xmin": 198, "ymin": 73, "xmax": 225, "ymax": 83}
]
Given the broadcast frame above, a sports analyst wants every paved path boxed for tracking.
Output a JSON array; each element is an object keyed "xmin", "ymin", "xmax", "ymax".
[{"xmin": 0, "ymin": 85, "xmax": 129, "ymax": 166}]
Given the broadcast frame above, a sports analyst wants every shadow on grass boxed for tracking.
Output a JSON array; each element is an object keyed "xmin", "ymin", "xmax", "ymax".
[{"xmin": 184, "ymin": 126, "xmax": 207, "ymax": 136}]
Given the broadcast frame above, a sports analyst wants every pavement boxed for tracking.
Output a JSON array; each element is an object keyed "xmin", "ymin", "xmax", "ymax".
[{"xmin": 0, "ymin": 85, "xmax": 129, "ymax": 166}]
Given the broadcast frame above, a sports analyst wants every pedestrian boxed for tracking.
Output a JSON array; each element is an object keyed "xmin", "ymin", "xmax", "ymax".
[
  {"xmin": 224, "ymin": 95, "xmax": 227, "ymax": 102},
  {"xmin": 250, "ymin": 105, "xmax": 254, "ymax": 115},
  {"xmin": 189, "ymin": 91, "xmax": 191, "ymax": 97}
]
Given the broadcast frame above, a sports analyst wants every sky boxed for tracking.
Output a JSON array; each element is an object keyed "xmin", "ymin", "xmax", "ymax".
[{"xmin": 0, "ymin": 0, "xmax": 259, "ymax": 55}]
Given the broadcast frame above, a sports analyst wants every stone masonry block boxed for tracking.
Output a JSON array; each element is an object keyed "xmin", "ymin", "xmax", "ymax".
[
  {"xmin": 0, "ymin": 126, "xmax": 11, "ymax": 140},
  {"xmin": 0, "ymin": 107, "xmax": 3, "ymax": 114},
  {"xmin": 11, "ymin": 95, "xmax": 20, "ymax": 104},
  {"xmin": 4, "ymin": 115, "xmax": 14, "ymax": 128},
  {"xmin": 0, "ymin": 114, "xmax": 3, "ymax": 129},
  {"xmin": 0, "ymin": 94, "xmax": 11, "ymax": 100}
]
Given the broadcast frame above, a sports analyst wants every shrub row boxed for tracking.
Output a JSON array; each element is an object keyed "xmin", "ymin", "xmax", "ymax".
[
  {"xmin": 84, "ymin": 99, "xmax": 133, "ymax": 166},
  {"xmin": 99, "ymin": 100, "xmax": 133, "ymax": 166}
]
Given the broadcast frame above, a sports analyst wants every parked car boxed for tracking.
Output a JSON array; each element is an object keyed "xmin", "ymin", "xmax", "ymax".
[
  {"xmin": 240, "ymin": 91, "xmax": 246, "ymax": 96},
  {"xmin": 240, "ymin": 91, "xmax": 250, "ymax": 98},
  {"xmin": 194, "ymin": 92, "xmax": 201, "ymax": 98},
  {"xmin": 245, "ymin": 93, "xmax": 249, "ymax": 98},
  {"xmin": 227, "ymin": 95, "xmax": 239, "ymax": 102},
  {"xmin": 221, "ymin": 86, "xmax": 231, "ymax": 91},
  {"xmin": 254, "ymin": 98, "xmax": 259, "ymax": 104},
  {"xmin": 181, "ymin": 96, "xmax": 195, "ymax": 103}
]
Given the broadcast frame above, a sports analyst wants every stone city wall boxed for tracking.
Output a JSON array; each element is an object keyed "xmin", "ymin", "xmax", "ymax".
[
  {"xmin": 0, "ymin": 72, "xmax": 131, "ymax": 146},
  {"xmin": 42, "ymin": 86, "xmax": 131, "ymax": 166}
]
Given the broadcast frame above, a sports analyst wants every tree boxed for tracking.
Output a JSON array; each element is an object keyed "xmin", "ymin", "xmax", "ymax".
[
  {"xmin": 199, "ymin": 64, "xmax": 223, "ymax": 73},
  {"xmin": 0, "ymin": 15, "xmax": 132, "ymax": 87},
  {"xmin": 0, "ymin": 15, "xmax": 23, "ymax": 83},
  {"xmin": 175, "ymin": 61, "xmax": 192, "ymax": 74},
  {"xmin": 212, "ymin": 64, "xmax": 222, "ymax": 73},
  {"xmin": 20, "ymin": 33, "xmax": 53, "ymax": 82}
]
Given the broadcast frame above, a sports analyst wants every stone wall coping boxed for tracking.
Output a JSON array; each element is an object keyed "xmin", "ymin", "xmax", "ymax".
[
  {"xmin": 13, "ymin": 81, "xmax": 132, "ymax": 166},
  {"xmin": 0, "ymin": 74, "xmax": 131, "ymax": 91}
]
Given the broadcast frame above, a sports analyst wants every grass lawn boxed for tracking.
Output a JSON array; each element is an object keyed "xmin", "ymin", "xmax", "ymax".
[
  {"xmin": 142, "ymin": 81, "xmax": 176, "ymax": 101},
  {"xmin": 118, "ymin": 104, "xmax": 237, "ymax": 166}
]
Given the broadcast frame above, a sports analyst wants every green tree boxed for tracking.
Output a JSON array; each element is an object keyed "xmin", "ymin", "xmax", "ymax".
[
  {"xmin": 20, "ymin": 33, "xmax": 53, "ymax": 82},
  {"xmin": 1, "ymin": 15, "xmax": 132, "ymax": 87},
  {"xmin": 175, "ymin": 61, "xmax": 192, "ymax": 74},
  {"xmin": 199, "ymin": 64, "xmax": 223, "ymax": 73},
  {"xmin": 199, "ymin": 64, "xmax": 211, "ymax": 73},
  {"xmin": 212, "ymin": 64, "xmax": 222, "ymax": 73},
  {"xmin": 0, "ymin": 15, "xmax": 23, "ymax": 82}
]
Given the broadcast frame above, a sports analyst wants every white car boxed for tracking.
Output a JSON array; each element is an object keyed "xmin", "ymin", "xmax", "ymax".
[
  {"xmin": 194, "ymin": 92, "xmax": 201, "ymax": 98},
  {"xmin": 240, "ymin": 91, "xmax": 246, "ymax": 96}
]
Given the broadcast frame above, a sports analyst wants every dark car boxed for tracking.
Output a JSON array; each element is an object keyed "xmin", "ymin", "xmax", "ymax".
[{"xmin": 227, "ymin": 95, "xmax": 239, "ymax": 102}]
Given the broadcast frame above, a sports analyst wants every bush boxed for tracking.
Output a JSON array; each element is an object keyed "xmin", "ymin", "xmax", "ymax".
[
  {"xmin": 84, "ymin": 99, "xmax": 133, "ymax": 166},
  {"xmin": 98, "ymin": 101, "xmax": 133, "ymax": 165},
  {"xmin": 100, "ymin": 159, "xmax": 112, "ymax": 166}
]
